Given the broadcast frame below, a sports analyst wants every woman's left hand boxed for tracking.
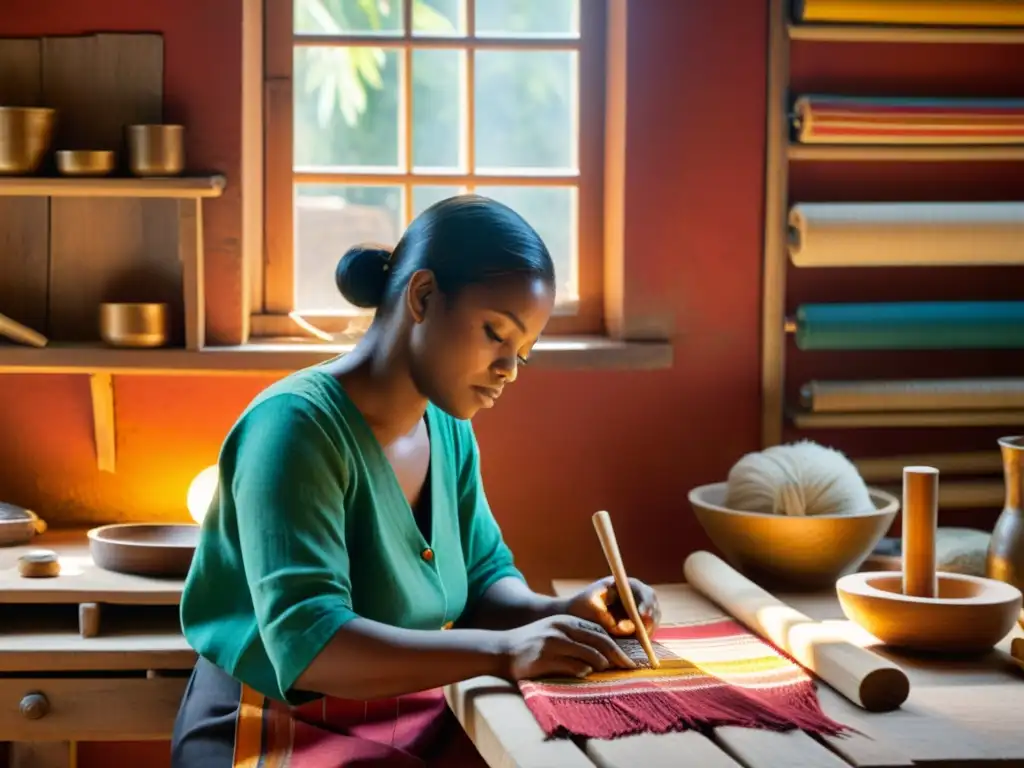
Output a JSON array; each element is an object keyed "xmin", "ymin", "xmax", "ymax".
[{"xmin": 563, "ymin": 577, "xmax": 661, "ymax": 638}]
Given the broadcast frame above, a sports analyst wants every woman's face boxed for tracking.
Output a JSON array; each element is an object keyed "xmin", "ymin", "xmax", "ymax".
[{"xmin": 407, "ymin": 271, "xmax": 555, "ymax": 419}]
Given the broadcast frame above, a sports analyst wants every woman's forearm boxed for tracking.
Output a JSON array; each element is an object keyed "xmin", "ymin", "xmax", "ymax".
[
  {"xmin": 461, "ymin": 577, "xmax": 570, "ymax": 630},
  {"xmin": 294, "ymin": 617, "xmax": 506, "ymax": 700}
]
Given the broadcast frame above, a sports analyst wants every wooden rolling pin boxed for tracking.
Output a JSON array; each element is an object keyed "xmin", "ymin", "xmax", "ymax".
[{"xmin": 683, "ymin": 551, "xmax": 910, "ymax": 712}]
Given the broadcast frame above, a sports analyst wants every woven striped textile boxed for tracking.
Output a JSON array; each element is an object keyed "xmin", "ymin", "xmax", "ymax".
[{"xmin": 520, "ymin": 619, "xmax": 852, "ymax": 740}]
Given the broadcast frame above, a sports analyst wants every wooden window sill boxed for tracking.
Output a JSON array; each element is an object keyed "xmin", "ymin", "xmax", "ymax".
[{"xmin": 0, "ymin": 336, "xmax": 673, "ymax": 376}]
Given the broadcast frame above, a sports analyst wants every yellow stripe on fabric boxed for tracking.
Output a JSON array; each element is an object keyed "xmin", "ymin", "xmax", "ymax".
[{"xmin": 233, "ymin": 683, "xmax": 268, "ymax": 768}]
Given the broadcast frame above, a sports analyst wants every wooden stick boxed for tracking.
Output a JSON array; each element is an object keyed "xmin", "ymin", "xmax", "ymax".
[{"xmin": 591, "ymin": 510, "xmax": 659, "ymax": 669}]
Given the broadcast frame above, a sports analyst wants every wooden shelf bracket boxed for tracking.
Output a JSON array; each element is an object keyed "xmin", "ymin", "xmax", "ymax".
[{"xmin": 89, "ymin": 372, "xmax": 116, "ymax": 473}]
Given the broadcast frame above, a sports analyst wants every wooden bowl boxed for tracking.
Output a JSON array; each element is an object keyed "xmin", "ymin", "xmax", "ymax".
[
  {"xmin": 0, "ymin": 107, "xmax": 55, "ymax": 175},
  {"xmin": 688, "ymin": 482, "xmax": 900, "ymax": 591},
  {"xmin": 99, "ymin": 302, "xmax": 169, "ymax": 348},
  {"xmin": 56, "ymin": 150, "xmax": 115, "ymax": 176},
  {"xmin": 87, "ymin": 523, "xmax": 199, "ymax": 578},
  {"xmin": 0, "ymin": 502, "xmax": 46, "ymax": 547},
  {"xmin": 837, "ymin": 571, "xmax": 1022, "ymax": 654}
]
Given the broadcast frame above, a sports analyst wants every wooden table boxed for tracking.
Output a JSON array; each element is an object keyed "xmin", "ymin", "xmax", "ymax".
[
  {"xmin": 446, "ymin": 579, "xmax": 1024, "ymax": 768},
  {"xmin": 0, "ymin": 530, "xmax": 194, "ymax": 768}
]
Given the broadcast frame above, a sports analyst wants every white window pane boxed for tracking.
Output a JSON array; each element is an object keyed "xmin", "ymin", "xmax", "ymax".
[
  {"xmin": 414, "ymin": 0, "xmax": 465, "ymax": 35},
  {"xmin": 474, "ymin": 0, "xmax": 579, "ymax": 37},
  {"xmin": 412, "ymin": 186, "xmax": 466, "ymax": 219},
  {"xmin": 475, "ymin": 186, "xmax": 578, "ymax": 307},
  {"xmin": 295, "ymin": 184, "xmax": 403, "ymax": 313},
  {"xmin": 294, "ymin": 0, "xmax": 404, "ymax": 36},
  {"xmin": 294, "ymin": 46, "xmax": 400, "ymax": 170},
  {"xmin": 412, "ymin": 50, "xmax": 466, "ymax": 171},
  {"xmin": 474, "ymin": 50, "xmax": 578, "ymax": 172}
]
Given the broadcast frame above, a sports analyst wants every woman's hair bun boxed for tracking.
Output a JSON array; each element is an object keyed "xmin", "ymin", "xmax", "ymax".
[{"xmin": 335, "ymin": 244, "xmax": 393, "ymax": 309}]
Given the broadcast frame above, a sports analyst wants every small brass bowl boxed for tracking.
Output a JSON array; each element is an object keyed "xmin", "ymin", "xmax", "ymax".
[
  {"xmin": 56, "ymin": 150, "xmax": 115, "ymax": 177},
  {"xmin": 0, "ymin": 107, "xmax": 56, "ymax": 175},
  {"xmin": 99, "ymin": 302, "xmax": 169, "ymax": 348},
  {"xmin": 127, "ymin": 124, "xmax": 184, "ymax": 176}
]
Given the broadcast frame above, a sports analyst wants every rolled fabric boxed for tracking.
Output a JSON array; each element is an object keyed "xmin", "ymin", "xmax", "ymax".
[
  {"xmin": 789, "ymin": 202, "xmax": 1024, "ymax": 268},
  {"xmin": 793, "ymin": 0, "xmax": 1024, "ymax": 26},
  {"xmin": 802, "ymin": 378, "xmax": 1024, "ymax": 412},
  {"xmin": 792, "ymin": 96, "xmax": 1024, "ymax": 146},
  {"xmin": 683, "ymin": 550, "xmax": 910, "ymax": 712},
  {"xmin": 792, "ymin": 301, "xmax": 1024, "ymax": 350}
]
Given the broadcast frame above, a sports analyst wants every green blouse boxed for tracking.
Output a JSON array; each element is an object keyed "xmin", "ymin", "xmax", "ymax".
[{"xmin": 179, "ymin": 367, "xmax": 524, "ymax": 703}]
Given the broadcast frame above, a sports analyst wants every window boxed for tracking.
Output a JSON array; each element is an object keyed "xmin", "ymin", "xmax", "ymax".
[{"xmin": 257, "ymin": 0, "xmax": 606, "ymax": 338}]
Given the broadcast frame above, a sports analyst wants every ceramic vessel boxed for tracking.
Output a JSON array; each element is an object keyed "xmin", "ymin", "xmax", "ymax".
[{"xmin": 987, "ymin": 436, "xmax": 1024, "ymax": 628}]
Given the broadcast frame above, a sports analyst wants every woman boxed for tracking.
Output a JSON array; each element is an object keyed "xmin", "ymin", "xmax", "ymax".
[{"xmin": 172, "ymin": 195, "xmax": 661, "ymax": 767}]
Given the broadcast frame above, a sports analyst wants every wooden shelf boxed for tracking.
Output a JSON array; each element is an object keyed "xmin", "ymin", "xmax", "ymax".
[
  {"xmin": 788, "ymin": 143, "xmax": 1024, "ymax": 163},
  {"xmin": 0, "ymin": 337, "xmax": 672, "ymax": 376},
  {"xmin": 0, "ymin": 175, "xmax": 226, "ymax": 199},
  {"xmin": 876, "ymin": 480, "xmax": 1005, "ymax": 509},
  {"xmin": 789, "ymin": 23, "xmax": 1024, "ymax": 45},
  {"xmin": 792, "ymin": 409, "xmax": 1024, "ymax": 429}
]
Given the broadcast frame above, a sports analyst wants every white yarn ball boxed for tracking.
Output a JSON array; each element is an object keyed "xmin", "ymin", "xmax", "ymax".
[{"xmin": 724, "ymin": 440, "xmax": 873, "ymax": 517}]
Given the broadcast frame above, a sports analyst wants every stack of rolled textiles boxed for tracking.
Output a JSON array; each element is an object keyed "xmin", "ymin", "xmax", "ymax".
[
  {"xmin": 793, "ymin": 96, "xmax": 1024, "ymax": 145},
  {"xmin": 792, "ymin": 0, "xmax": 1024, "ymax": 27}
]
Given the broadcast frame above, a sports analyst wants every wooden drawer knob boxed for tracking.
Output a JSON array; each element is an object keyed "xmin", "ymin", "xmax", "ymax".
[{"xmin": 20, "ymin": 692, "xmax": 49, "ymax": 720}]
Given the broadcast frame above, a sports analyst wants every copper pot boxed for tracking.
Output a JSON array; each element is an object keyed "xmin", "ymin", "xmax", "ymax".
[
  {"xmin": 0, "ymin": 107, "xmax": 56, "ymax": 175},
  {"xmin": 127, "ymin": 124, "xmax": 184, "ymax": 176}
]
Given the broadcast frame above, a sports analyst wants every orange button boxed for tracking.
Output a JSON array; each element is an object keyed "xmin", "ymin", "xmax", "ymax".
[
  {"xmin": 421, "ymin": 548, "xmax": 434, "ymax": 562},
  {"xmin": 441, "ymin": 621, "xmax": 454, "ymax": 630}
]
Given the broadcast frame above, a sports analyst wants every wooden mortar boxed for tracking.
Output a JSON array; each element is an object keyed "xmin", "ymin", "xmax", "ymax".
[{"xmin": 837, "ymin": 466, "xmax": 1023, "ymax": 655}]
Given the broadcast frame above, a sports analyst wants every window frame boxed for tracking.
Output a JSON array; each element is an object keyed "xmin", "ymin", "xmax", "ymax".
[{"xmin": 254, "ymin": 0, "xmax": 608, "ymax": 339}]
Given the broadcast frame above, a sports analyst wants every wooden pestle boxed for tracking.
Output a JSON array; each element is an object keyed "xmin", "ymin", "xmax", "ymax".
[
  {"xmin": 684, "ymin": 550, "xmax": 910, "ymax": 712},
  {"xmin": 592, "ymin": 510, "xmax": 659, "ymax": 669},
  {"xmin": 902, "ymin": 466, "xmax": 940, "ymax": 598}
]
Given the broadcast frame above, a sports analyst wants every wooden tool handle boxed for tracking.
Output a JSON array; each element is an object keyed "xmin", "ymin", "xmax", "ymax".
[
  {"xmin": 592, "ymin": 510, "xmax": 659, "ymax": 669},
  {"xmin": 684, "ymin": 550, "xmax": 910, "ymax": 712}
]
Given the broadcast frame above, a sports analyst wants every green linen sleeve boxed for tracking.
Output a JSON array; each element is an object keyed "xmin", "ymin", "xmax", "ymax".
[
  {"xmin": 229, "ymin": 394, "xmax": 358, "ymax": 698},
  {"xmin": 455, "ymin": 421, "xmax": 526, "ymax": 608}
]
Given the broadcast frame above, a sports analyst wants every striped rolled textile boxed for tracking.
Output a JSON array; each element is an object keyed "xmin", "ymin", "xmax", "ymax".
[
  {"xmin": 792, "ymin": 0, "xmax": 1024, "ymax": 27},
  {"xmin": 519, "ymin": 620, "xmax": 852, "ymax": 740},
  {"xmin": 793, "ymin": 95, "xmax": 1024, "ymax": 145}
]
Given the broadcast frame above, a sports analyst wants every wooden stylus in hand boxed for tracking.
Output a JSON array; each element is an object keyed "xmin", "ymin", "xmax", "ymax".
[{"xmin": 591, "ymin": 510, "xmax": 659, "ymax": 669}]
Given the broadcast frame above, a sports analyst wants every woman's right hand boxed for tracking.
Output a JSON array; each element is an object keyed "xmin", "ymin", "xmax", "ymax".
[{"xmin": 498, "ymin": 614, "xmax": 636, "ymax": 681}]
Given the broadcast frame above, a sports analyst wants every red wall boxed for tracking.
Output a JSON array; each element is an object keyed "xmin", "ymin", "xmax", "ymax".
[{"xmin": 1, "ymin": 0, "xmax": 1020, "ymax": 764}]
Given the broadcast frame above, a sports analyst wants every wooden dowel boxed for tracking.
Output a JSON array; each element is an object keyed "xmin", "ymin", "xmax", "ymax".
[
  {"xmin": 903, "ymin": 467, "xmax": 939, "ymax": 599},
  {"xmin": 591, "ymin": 510, "xmax": 659, "ymax": 669}
]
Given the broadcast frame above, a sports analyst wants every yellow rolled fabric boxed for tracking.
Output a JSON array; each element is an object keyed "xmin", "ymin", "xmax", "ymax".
[
  {"xmin": 801, "ymin": 378, "xmax": 1024, "ymax": 413},
  {"xmin": 788, "ymin": 202, "xmax": 1024, "ymax": 268},
  {"xmin": 794, "ymin": 0, "xmax": 1024, "ymax": 26}
]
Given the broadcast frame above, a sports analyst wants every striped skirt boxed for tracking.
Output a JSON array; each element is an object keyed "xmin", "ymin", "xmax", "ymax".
[{"xmin": 171, "ymin": 657, "xmax": 488, "ymax": 767}]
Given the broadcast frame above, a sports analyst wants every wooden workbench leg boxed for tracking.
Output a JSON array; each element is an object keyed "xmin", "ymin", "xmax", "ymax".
[
  {"xmin": 9, "ymin": 741, "xmax": 73, "ymax": 768},
  {"xmin": 78, "ymin": 603, "xmax": 100, "ymax": 638}
]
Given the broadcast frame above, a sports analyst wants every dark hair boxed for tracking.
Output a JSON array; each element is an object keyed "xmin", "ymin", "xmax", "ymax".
[{"xmin": 335, "ymin": 194, "xmax": 555, "ymax": 312}]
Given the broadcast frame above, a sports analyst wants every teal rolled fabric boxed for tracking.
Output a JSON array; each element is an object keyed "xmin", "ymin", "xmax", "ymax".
[{"xmin": 794, "ymin": 301, "xmax": 1024, "ymax": 350}]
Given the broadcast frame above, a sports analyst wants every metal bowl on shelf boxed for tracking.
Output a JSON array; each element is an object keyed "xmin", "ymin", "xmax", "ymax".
[
  {"xmin": 99, "ymin": 302, "xmax": 169, "ymax": 348},
  {"xmin": 0, "ymin": 107, "xmax": 56, "ymax": 175},
  {"xmin": 56, "ymin": 149, "xmax": 115, "ymax": 177}
]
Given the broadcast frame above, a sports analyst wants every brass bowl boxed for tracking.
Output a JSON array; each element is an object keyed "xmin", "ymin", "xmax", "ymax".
[
  {"xmin": 837, "ymin": 571, "xmax": 1022, "ymax": 654},
  {"xmin": 127, "ymin": 124, "xmax": 184, "ymax": 176},
  {"xmin": 688, "ymin": 482, "xmax": 900, "ymax": 591},
  {"xmin": 0, "ymin": 107, "xmax": 56, "ymax": 175},
  {"xmin": 99, "ymin": 302, "xmax": 169, "ymax": 348},
  {"xmin": 56, "ymin": 150, "xmax": 115, "ymax": 177}
]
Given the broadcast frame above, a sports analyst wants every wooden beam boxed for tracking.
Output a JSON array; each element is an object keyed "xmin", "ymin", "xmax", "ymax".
[{"xmin": 89, "ymin": 373, "xmax": 115, "ymax": 473}]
